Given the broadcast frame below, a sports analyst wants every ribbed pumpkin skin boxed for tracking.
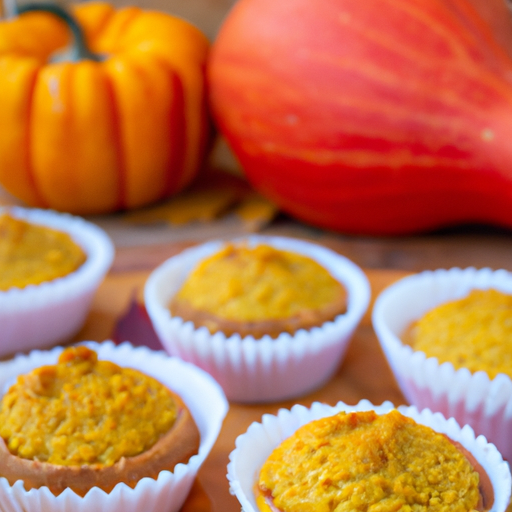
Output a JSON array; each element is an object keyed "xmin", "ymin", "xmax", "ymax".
[
  {"xmin": 0, "ymin": 2, "xmax": 209, "ymax": 214},
  {"xmin": 208, "ymin": 0, "xmax": 512, "ymax": 235}
]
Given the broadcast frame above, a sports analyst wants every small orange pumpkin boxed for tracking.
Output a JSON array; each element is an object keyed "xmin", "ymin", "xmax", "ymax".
[{"xmin": 0, "ymin": 1, "xmax": 210, "ymax": 214}]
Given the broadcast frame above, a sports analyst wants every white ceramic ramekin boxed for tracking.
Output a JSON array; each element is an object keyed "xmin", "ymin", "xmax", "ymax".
[
  {"xmin": 372, "ymin": 267, "xmax": 512, "ymax": 463},
  {"xmin": 227, "ymin": 400, "xmax": 511, "ymax": 512},
  {"xmin": 144, "ymin": 235, "xmax": 371, "ymax": 403},
  {"xmin": 0, "ymin": 207, "xmax": 115, "ymax": 358},
  {"xmin": 0, "ymin": 341, "xmax": 229, "ymax": 512}
]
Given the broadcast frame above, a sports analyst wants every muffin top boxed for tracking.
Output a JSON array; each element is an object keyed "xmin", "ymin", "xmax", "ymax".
[
  {"xmin": 0, "ymin": 213, "xmax": 86, "ymax": 291},
  {"xmin": 0, "ymin": 346, "xmax": 179, "ymax": 466},
  {"xmin": 257, "ymin": 409, "xmax": 482, "ymax": 512},
  {"xmin": 171, "ymin": 243, "xmax": 345, "ymax": 323},
  {"xmin": 406, "ymin": 288, "xmax": 512, "ymax": 379}
]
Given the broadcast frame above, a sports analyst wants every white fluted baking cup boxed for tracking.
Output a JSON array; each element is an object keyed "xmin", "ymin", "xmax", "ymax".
[
  {"xmin": 372, "ymin": 267, "xmax": 512, "ymax": 462},
  {"xmin": 144, "ymin": 235, "xmax": 371, "ymax": 403},
  {"xmin": 0, "ymin": 341, "xmax": 229, "ymax": 512},
  {"xmin": 227, "ymin": 400, "xmax": 512, "ymax": 512},
  {"xmin": 0, "ymin": 207, "xmax": 114, "ymax": 357}
]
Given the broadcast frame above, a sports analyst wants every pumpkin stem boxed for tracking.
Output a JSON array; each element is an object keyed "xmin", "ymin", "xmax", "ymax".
[{"xmin": 16, "ymin": 2, "xmax": 101, "ymax": 62}]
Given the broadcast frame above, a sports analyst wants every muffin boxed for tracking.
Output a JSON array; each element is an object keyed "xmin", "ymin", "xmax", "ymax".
[
  {"xmin": 145, "ymin": 235, "xmax": 370, "ymax": 403},
  {"xmin": 0, "ymin": 345, "xmax": 200, "ymax": 496},
  {"xmin": 0, "ymin": 207, "xmax": 114, "ymax": 357},
  {"xmin": 372, "ymin": 267, "xmax": 512, "ymax": 463},
  {"xmin": 169, "ymin": 242, "xmax": 347, "ymax": 339},
  {"xmin": 0, "ymin": 213, "xmax": 86, "ymax": 291},
  {"xmin": 227, "ymin": 400, "xmax": 511, "ymax": 512},
  {"xmin": 404, "ymin": 288, "xmax": 512, "ymax": 379},
  {"xmin": 0, "ymin": 341, "xmax": 228, "ymax": 512},
  {"xmin": 257, "ymin": 410, "xmax": 487, "ymax": 512}
]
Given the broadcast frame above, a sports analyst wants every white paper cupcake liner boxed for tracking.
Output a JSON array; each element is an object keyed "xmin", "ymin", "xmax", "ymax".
[
  {"xmin": 0, "ymin": 207, "xmax": 115, "ymax": 357},
  {"xmin": 0, "ymin": 341, "xmax": 229, "ymax": 512},
  {"xmin": 227, "ymin": 400, "xmax": 512, "ymax": 512},
  {"xmin": 144, "ymin": 235, "xmax": 371, "ymax": 403},
  {"xmin": 372, "ymin": 267, "xmax": 512, "ymax": 462}
]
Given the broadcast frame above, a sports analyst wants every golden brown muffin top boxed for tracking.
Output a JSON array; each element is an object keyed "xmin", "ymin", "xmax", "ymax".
[
  {"xmin": 0, "ymin": 346, "xmax": 178, "ymax": 466},
  {"xmin": 257, "ymin": 409, "xmax": 481, "ymax": 512},
  {"xmin": 172, "ymin": 243, "xmax": 344, "ymax": 322},
  {"xmin": 0, "ymin": 214, "xmax": 86, "ymax": 291},
  {"xmin": 406, "ymin": 288, "xmax": 512, "ymax": 379}
]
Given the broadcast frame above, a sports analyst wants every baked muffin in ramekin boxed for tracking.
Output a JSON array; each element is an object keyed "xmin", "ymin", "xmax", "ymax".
[
  {"xmin": 372, "ymin": 267, "xmax": 512, "ymax": 463},
  {"xmin": 228, "ymin": 400, "xmax": 511, "ymax": 512},
  {"xmin": 0, "ymin": 341, "xmax": 228, "ymax": 512},
  {"xmin": 144, "ymin": 235, "xmax": 370, "ymax": 403},
  {"xmin": 0, "ymin": 207, "xmax": 114, "ymax": 357}
]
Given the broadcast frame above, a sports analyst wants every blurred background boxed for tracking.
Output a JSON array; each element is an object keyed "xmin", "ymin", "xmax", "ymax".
[{"xmin": 2, "ymin": 0, "xmax": 512, "ymax": 275}]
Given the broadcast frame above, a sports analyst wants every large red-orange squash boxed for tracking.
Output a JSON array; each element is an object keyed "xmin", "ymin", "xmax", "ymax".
[
  {"xmin": 208, "ymin": 0, "xmax": 512, "ymax": 235},
  {"xmin": 0, "ymin": 2, "xmax": 210, "ymax": 214}
]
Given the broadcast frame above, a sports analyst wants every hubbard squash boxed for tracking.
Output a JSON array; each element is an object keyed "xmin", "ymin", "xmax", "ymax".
[
  {"xmin": 208, "ymin": 0, "xmax": 512, "ymax": 235},
  {"xmin": 0, "ymin": 1, "xmax": 210, "ymax": 214}
]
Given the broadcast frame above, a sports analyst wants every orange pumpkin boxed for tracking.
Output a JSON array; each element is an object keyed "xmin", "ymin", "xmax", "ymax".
[
  {"xmin": 0, "ymin": 1, "xmax": 210, "ymax": 214},
  {"xmin": 208, "ymin": 0, "xmax": 512, "ymax": 235}
]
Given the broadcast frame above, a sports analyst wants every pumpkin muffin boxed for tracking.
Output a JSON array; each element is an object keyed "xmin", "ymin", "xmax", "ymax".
[
  {"xmin": 0, "ymin": 345, "xmax": 200, "ymax": 497},
  {"xmin": 227, "ymin": 401, "xmax": 512, "ymax": 512},
  {"xmin": 404, "ymin": 288, "xmax": 512, "ymax": 380},
  {"xmin": 169, "ymin": 242, "xmax": 347, "ymax": 339},
  {"xmin": 0, "ymin": 207, "xmax": 114, "ymax": 357},
  {"xmin": 0, "ymin": 213, "xmax": 86, "ymax": 291},
  {"xmin": 0, "ymin": 341, "xmax": 228, "ymax": 512},
  {"xmin": 145, "ymin": 235, "xmax": 371, "ymax": 402},
  {"xmin": 372, "ymin": 267, "xmax": 512, "ymax": 468},
  {"xmin": 257, "ymin": 410, "xmax": 487, "ymax": 512}
]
